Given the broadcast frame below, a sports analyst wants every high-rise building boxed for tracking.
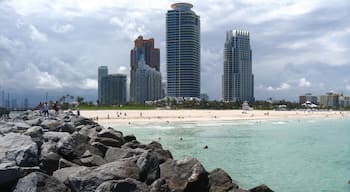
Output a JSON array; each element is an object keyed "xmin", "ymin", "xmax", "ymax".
[
  {"xmin": 223, "ymin": 30, "xmax": 254, "ymax": 102},
  {"xmin": 299, "ymin": 93, "xmax": 318, "ymax": 104},
  {"xmin": 130, "ymin": 36, "xmax": 161, "ymax": 103},
  {"xmin": 166, "ymin": 3, "xmax": 200, "ymax": 98},
  {"xmin": 320, "ymin": 92, "xmax": 339, "ymax": 108},
  {"xmin": 101, "ymin": 74, "xmax": 127, "ymax": 105},
  {"xmin": 135, "ymin": 55, "xmax": 162, "ymax": 102},
  {"xmin": 98, "ymin": 66, "xmax": 108, "ymax": 103}
]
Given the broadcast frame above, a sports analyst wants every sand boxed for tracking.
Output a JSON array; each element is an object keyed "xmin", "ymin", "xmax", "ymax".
[{"xmin": 79, "ymin": 109, "xmax": 350, "ymax": 125}]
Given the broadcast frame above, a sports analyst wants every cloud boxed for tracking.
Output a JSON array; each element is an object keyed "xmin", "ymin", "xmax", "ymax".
[
  {"xmin": 347, "ymin": 85, "xmax": 350, "ymax": 90},
  {"xmin": 51, "ymin": 24, "xmax": 74, "ymax": 33},
  {"xmin": 298, "ymin": 78, "xmax": 311, "ymax": 88},
  {"xmin": 81, "ymin": 78, "xmax": 97, "ymax": 90},
  {"xmin": 29, "ymin": 25, "xmax": 47, "ymax": 42},
  {"xmin": 265, "ymin": 83, "xmax": 291, "ymax": 91}
]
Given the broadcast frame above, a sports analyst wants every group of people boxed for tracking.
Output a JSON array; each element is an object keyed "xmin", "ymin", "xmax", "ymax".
[{"xmin": 37, "ymin": 101, "xmax": 60, "ymax": 117}]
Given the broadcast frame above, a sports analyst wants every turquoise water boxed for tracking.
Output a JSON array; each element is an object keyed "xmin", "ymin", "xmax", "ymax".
[{"xmin": 109, "ymin": 118, "xmax": 350, "ymax": 192}]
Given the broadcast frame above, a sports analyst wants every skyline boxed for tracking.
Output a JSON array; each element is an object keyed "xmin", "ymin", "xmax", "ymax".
[{"xmin": 0, "ymin": 0, "xmax": 349, "ymax": 103}]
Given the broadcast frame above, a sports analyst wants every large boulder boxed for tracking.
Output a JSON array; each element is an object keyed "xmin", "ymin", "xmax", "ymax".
[
  {"xmin": 24, "ymin": 118, "xmax": 42, "ymax": 126},
  {"xmin": 95, "ymin": 178, "xmax": 149, "ymax": 192},
  {"xmin": 105, "ymin": 147, "xmax": 145, "ymax": 163},
  {"xmin": 0, "ymin": 133, "xmax": 38, "ymax": 167},
  {"xmin": 54, "ymin": 160, "xmax": 140, "ymax": 192},
  {"xmin": 39, "ymin": 152, "xmax": 60, "ymax": 175},
  {"xmin": 40, "ymin": 119, "xmax": 62, "ymax": 131},
  {"xmin": 0, "ymin": 165, "xmax": 41, "ymax": 192},
  {"xmin": 56, "ymin": 123, "xmax": 75, "ymax": 133},
  {"xmin": 24, "ymin": 126, "xmax": 43, "ymax": 138},
  {"xmin": 160, "ymin": 158, "xmax": 209, "ymax": 192},
  {"xmin": 209, "ymin": 168, "xmax": 238, "ymax": 192},
  {"xmin": 43, "ymin": 132, "xmax": 70, "ymax": 142},
  {"xmin": 94, "ymin": 137, "xmax": 124, "ymax": 147},
  {"xmin": 12, "ymin": 172, "xmax": 70, "ymax": 192},
  {"xmin": 249, "ymin": 184, "xmax": 274, "ymax": 192},
  {"xmin": 79, "ymin": 150, "xmax": 106, "ymax": 166},
  {"xmin": 57, "ymin": 132, "xmax": 102, "ymax": 160},
  {"xmin": 137, "ymin": 151, "xmax": 160, "ymax": 185}
]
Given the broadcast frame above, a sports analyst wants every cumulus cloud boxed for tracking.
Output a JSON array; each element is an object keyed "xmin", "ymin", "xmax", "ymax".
[
  {"xmin": 51, "ymin": 24, "xmax": 74, "ymax": 33},
  {"xmin": 0, "ymin": 0, "xmax": 349, "ymax": 102},
  {"xmin": 298, "ymin": 78, "xmax": 311, "ymax": 88},
  {"xmin": 29, "ymin": 25, "xmax": 47, "ymax": 42}
]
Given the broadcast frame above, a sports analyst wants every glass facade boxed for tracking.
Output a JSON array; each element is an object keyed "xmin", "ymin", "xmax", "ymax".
[
  {"xmin": 101, "ymin": 74, "xmax": 126, "ymax": 105},
  {"xmin": 223, "ymin": 30, "xmax": 254, "ymax": 102},
  {"xmin": 98, "ymin": 66, "xmax": 108, "ymax": 103},
  {"xmin": 166, "ymin": 3, "xmax": 200, "ymax": 98}
]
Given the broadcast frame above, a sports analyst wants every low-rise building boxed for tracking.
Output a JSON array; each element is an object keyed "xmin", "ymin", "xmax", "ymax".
[{"xmin": 299, "ymin": 93, "xmax": 318, "ymax": 104}]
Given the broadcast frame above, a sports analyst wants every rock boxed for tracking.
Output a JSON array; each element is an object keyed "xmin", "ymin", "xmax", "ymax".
[
  {"xmin": 96, "ymin": 178, "xmax": 149, "ymax": 192},
  {"xmin": 105, "ymin": 147, "xmax": 145, "ymax": 162},
  {"xmin": 209, "ymin": 168, "xmax": 238, "ymax": 192},
  {"xmin": 78, "ymin": 125, "xmax": 99, "ymax": 139},
  {"xmin": 249, "ymin": 184, "xmax": 274, "ymax": 192},
  {"xmin": 94, "ymin": 137, "xmax": 124, "ymax": 147},
  {"xmin": 73, "ymin": 116, "xmax": 98, "ymax": 127},
  {"xmin": 57, "ymin": 123, "xmax": 75, "ymax": 133},
  {"xmin": 12, "ymin": 122, "xmax": 31, "ymax": 131},
  {"xmin": 40, "ymin": 119, "xmax": 62, "ymax": 131},
  {"xmin": 12, "ymin": 172, "xmax": 70, "ymax": 192},
  {"xmin": 56, "ymin": 132, "xmax": 89, "ymax": 160},
  {"xmin": 122, "ymin": 140, "xmax": 147, "ymax": 149},
  {"xmin": 24, "ymin": 118, "xmax": 42, "ymax": 126},
  {"xmin": 39, "ymin": 152, "xmax": 60, "ymax": 175},
  {"xmin": 137, "ymin": 151, "xmax": 160, "ymax": 185},
  {"xmin": 91, "ymin": 142, "xmax": 108, "ymax": 157},
  {"xmin": 79, "ymin": 150, "xmax": 107, "ymax": 166},
  {"xmin": 54, "ymin": 160, "xmax": 140, "ymax": 192},
  {"xmin": 150, "ymin": 178, "xmax": 170, "ymax": 192},
  {"xmin": 43, "ymin": 132, "xmax": 70, "ymax": 142},
  {"xmin": 124, "ymin": 134, "xmax": 137, "ymax": 142},
  {"xmin": 0, "ymin": 165, "xmax": 41, "ymax": 192},
  {"xmin": 97, "ymin": 128, "xmax": 123, "ymax": 140},
  {"xmin": 24, "ymin": 126, "xmax": 43, "ymax": 138},
  {"xmin": 58, "ymin": 158, "xmax": 79, "ymax": 169},
  {"xmin": 0, "ymin": 133, "xmax": 38, "ymax": 167},
  {"xmin": 160, "ymin": 158, "xmax": 209, "ymax": 192}
]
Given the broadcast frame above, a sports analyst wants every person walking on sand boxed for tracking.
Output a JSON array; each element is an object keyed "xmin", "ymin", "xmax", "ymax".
[{"xmin": 53, "ymin": 101, "xmax": 59, "ymax": 115}]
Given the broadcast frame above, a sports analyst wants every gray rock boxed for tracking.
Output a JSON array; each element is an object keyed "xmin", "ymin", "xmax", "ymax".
[
  {"xmin": 0, "ymin": 133, "xmax": 38, "ymax": 167},
  {"xmin": 0, "ymin": 165, "xmax": 41, "ymax": 191},
  {"xmin": 137, "ymin": 151, "xmax": 160, "ymax": 185},
  {"xmin": 24, "ymin": 126, "xmax": 43, "ymax": 138},
  {"xmin": 94, "ymin": 137, "xmax": 124, "ymax": 147},
  {"xmin": 91, "ymin": 142, "xmax": 108, "ymax": 157},
  {"xmin": 124, "ymin": 134, "xmax": 137, "ymax": 142},
  {"xmin": 56, "ymin": 132, "xmax": 89, "ymax": 160},
  {"xmin": 57, "ymin": 123, "xmax": 75, "ymax": 133},
  {"xmin": 79, "ymin": 150, "xmax": 107, "ymax": 166},
  {"xmin": 58, "ymin": 158, "xmax": 80, "ymax": 169},
  {"xmin": 43, "ymin": 132, "xmax": 70, "ymax": 142},
  {"xmin": 24, "ymin": 118, "xmax": 42, "ymax": 126},
  {"xmin": 105, "ymin": 147, "xmax": 145, "ymax": 162},
  {"xmin": 209, "ymin": 168, "xmax": 238, "ymax": 192},
  {"xmin": 73, "ymin": 116, "xmax": 98, "ymax": 127},
  {"xmin": 96, "ymin": 178, "xmax": 149, "ymax": 192},
  {"xmin": 13, "ymin": 172, "xmax": 70, "ymax": 192},
  {"xmin": 97, "ymin": 128, "xmax": 123, "ymax": 140},
  {"xmin": 150, "ymin": 178, "xmax": 170, "ymax": 192},
  {"xmin": 40, "ymin": 119, "xmax": 62, "ymax": 131},
  {"xmin": 12, "ymin": 122, "xmax": 31, "ymax": 131},
  {"xmin": 160, "ymin": 158, "xmax": 209, "ymax": 192},
  {"xmin": 249, "ymin": 184, "xmax": 274, "ymax": 192},
  {"xmin": 39, "ymin": 152, "xmax": 60, "ymax": 174},
  {"xmin": 54, "ymin": 160, "xmax": 140, "ymax": 192}
]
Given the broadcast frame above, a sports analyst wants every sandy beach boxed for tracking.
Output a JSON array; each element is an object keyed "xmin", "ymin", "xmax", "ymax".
[{"xmin": 80, "ymin": 109, "xmax": 350, "ymax": 125}]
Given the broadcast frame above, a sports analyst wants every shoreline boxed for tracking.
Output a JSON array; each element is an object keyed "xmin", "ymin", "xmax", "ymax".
[{"xmin": 80, "ymin": 109, "xmax": 350, "ymax": 125}]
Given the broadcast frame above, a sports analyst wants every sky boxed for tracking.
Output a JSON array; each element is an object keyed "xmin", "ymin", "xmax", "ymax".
[{"xmin": 0, "ymin": 0, "xmax": 349, "ymax": 105}]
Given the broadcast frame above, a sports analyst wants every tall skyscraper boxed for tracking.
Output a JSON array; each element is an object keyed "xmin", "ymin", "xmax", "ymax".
[
  {"xmin": 223, "ymin": 30, "xmax": 254, "ymax": 102},
  {"xmin": 101, "ymin": 74, "xmax": 127, "ymax": 105},
  {"xmin": 130, "ymin": 36, "xmax": 161, "ymax": 103},
  {"xmin": 134, "ymin": 55, "xmax": 162, "ymax": 103},
  {"xmin": 98, "ymin": 66, "xmax": 108, "ymax": 103},
  {"xmin": 166, "ymin": 3, "xmax": 200, "ymax": 98}
]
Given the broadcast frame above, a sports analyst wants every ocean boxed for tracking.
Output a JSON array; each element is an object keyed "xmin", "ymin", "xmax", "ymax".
[{"xmin": 109, "ymin": 117, "xmax": 350, "ymax": 192}]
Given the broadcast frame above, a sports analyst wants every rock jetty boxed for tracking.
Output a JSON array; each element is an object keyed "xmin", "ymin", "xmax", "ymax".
[{"xmin": 0, "ymin": 111, "xmax": 274, "ymax": 192}]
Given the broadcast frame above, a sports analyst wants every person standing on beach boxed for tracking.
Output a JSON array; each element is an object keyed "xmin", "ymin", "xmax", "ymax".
[{"xmin": 38, "ymin": 102, "xmax": 43, "ymax": 115}]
